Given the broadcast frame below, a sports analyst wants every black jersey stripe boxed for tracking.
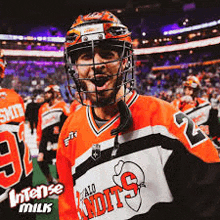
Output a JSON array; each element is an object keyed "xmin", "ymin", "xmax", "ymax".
[
  {"xmin": 72, "ymin": 133, "xmax": 179, "ymax": 185},
  {"xmin": 6, "ymin": 121, "xmax": 20, "ymax": 125},
  {"xmin": 185, "ymin": 103, "xmax": 210, "ymax": 115},
  {"xmin": 42, "ymin": 108, "xmax": 64, "ymax": 117}
]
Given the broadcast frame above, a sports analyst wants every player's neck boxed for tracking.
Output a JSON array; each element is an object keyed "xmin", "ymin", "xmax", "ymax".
[{"xmin": 94, "ymin": 104, "xmax": 118, "ymax": 120}]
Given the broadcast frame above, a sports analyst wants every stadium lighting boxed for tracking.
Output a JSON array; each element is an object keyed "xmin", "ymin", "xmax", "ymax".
[
  {"xmin": 0, "ymin": 34, "xmax": 65, "ymax": 43},
  {"xmin": 1, "ymin": 33, "xmax": 220, "ymax": 57},
  {"xmin": 3, "ymin": 35, "xmax": 220, "ymax": 57},
  {"xmin": 2, "ymin": 49, "xmax": 64, "ymax": 57},
  {"xmin": 163, "ymin": 19, "xmax": 220, "ymax": 36},
  {"xmin": 134, "ymin": 36, "xmax": 220, "ymax": 55}
]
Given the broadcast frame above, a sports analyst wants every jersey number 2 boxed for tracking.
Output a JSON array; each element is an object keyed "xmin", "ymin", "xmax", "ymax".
[{"xmin": 174, "ymin": 112, "xmax": 206, "ymax": 147}]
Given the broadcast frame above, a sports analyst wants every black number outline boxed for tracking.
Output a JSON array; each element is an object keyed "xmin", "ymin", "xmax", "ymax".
[
  {"xmin": 174, "ymin": 112, "xmax": 207, "ymax": 148},
  {"xmin": 0, "ymin": 131, "xmax": 23, "ymax": 189}
]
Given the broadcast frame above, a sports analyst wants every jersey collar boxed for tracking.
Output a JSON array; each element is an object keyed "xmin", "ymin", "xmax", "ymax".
[{"xmin": 86, "ymin": 90, "xmax": 138, "ymax": 136}]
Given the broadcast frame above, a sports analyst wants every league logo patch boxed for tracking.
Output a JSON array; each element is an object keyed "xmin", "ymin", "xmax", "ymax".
[{"xmin": 91, "ymin": 144, "xmax": 101, "ymax": 161}]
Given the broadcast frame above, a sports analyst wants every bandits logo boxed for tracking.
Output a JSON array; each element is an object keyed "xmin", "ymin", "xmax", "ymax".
[
  {"xmin": 113, "ymin": 160, "xmax": 146, "ymax": 212},
  {"xmin": 76, "ymin": 160, "xmax": 146, "ymax": 219}
]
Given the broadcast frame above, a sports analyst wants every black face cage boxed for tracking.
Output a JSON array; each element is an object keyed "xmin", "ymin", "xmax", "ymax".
[{"xmin": 65, "ymin": 40, "xmax": 135, "ymax": 107}]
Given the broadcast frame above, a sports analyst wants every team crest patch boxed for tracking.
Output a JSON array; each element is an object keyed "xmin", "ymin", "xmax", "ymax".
[{"xmin": 91, "ymin": 144, "xmax": 101, "ymax": 160}]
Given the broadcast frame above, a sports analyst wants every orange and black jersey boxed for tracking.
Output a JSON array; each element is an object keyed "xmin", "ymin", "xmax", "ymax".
[
  {"xmin": 57, "ymin": 91, "xmax": 220, "ymax": 220},
  {"xmin": 0, "ymin": 88, "xmax": 33, "ymax": 202},
  {"xmin": 172, "ymin": 97, "xmax": 219, "ymax": 138},
  {"xmin": 172, "ymin": 97, "xmax": 211, "ymax": 127},
  {"xmin": 37, "ymin": 100, "xmax": 70, "ymax": 153}
]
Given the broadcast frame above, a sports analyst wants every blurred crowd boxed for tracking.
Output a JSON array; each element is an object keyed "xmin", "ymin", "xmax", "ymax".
[
  {"xmin": 135, "ymin": 61, "xmax": 220, "ymax": 99},
  {"xmin": 134, "ymin": 25, "xmax": 220, "ymax": 49},
  {"xmin": 19, "ymin": 59, "xmax": 220, "ymax": 122},
  {"xmin": 2, "ymin": 50, "xmax": 220, "ymax": 120},
  {"xmin": 1, "ymin": 34, "xmax": 220, "ymax": 120},
  {"xmin": 2, "ymin": 59, "xmax": 67, "ymax": 97},
  {"xmin": 134, "ymin": 46, "xmax": 220, "ymax": 115}
]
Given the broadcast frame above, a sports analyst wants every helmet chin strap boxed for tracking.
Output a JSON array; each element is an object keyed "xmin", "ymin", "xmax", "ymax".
[
  {"xmin": 111, "ymin": 100, "xmax": 133, "ymax": 158},
  {"xmin": 111, "ymin": 100, "xmax": 133, "ymax": 135}
]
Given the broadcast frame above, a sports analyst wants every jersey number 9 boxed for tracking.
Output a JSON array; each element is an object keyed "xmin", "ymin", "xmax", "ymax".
[{"xmin": 0, "ymin": 130, "xmax": 33, "ymax": 189}]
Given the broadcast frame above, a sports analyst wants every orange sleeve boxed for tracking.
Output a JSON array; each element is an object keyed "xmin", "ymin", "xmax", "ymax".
[
  {"xmin": 171, "ymin": 99, "xmax": 181, "ymax": 110},
  {"xmin": 167, "ymin": 104, "xmax": 220, "ymax": 163},
  {"xmin": 151, "ymin": 98, "xmax": 219, "ymax": 163},
  {"xmin": 57, "ymin": 119, "xmax": 78, "ymax": 220},
  {"xmin": 70, "ymin": 100, "xmax": 77, "ymax": 113},
  {"xmin": 70, "ymin": 100, "xmax": 81, "ymax": 113}
]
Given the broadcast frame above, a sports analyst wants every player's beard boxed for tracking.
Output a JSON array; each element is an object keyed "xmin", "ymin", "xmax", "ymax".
[
  {"xmin": 80, "ymin": 74, "xmax": 123, "ymax": 107},
  {"xmin": 44, "ymin": 94, "xmax": 54, "ymax": 104}
]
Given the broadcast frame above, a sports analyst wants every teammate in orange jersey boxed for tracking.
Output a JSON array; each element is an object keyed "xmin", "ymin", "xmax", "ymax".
[
  {"xmin": 172, "ymin": 75, "xmax": 220, "ymax": 148},
  {"xmin": 0, "ymin": 52, "xmax": 35, "ymax": 219},
  {"xmin": 36, "ymin": 85, "xmax": 70, "ymax": 185},
  {"xmin": 57, "ymin": 11, "xmax": 220, "ymax": 220}
]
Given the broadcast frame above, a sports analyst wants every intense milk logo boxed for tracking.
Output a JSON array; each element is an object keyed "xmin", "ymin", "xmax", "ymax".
[{"xmin": 9, "ymin": 183, "xmax": 64, "ymax": 213}]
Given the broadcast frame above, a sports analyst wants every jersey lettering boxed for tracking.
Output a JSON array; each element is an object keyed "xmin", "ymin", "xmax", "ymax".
[{"xmin": 0, "ymin": 104, "xmax": 24, "ymax": 123}]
